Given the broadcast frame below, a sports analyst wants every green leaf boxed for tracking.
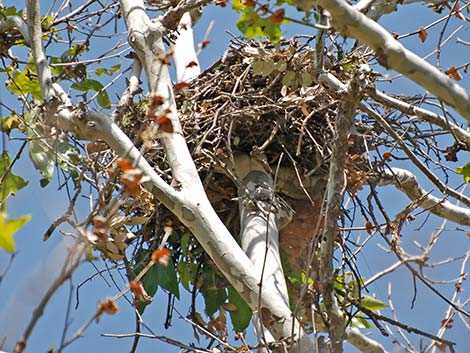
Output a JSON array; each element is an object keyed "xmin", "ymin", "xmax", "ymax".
[
  {"xmin": 361, "ymin": 295, "xmax": 388, "ymax": 312},
  {"xmin": 0, "ymin": 115, "xmax": 21, "ymax": 135},
  {"xmin": 157, "ymin": 256, "xmax": 180, "ymax": 299},
  {"xmin": 142, "ymin": 264, "xmax": 159, "ymax": 297},
  {"xmin": 71, "ymin": 79, "xmax": 110, "ymax": 108},
  {"xmin": 71, "ymin": 78, "xmax": 103, "ymax": 92},
  {"xmin": 28, "ymin": 139, "xmax": 55, "ymax": 187},
  {"xmin": 236, "ymin": 7, "xmax": 283, "ymax": 43},
  {"xmin": 0, "ymin": 213, "xmax": 31, "ymax": 252},
  {"xmin": 201, "ymin": 268, "xmax": 227, "ymax": 316},
  {"xmin": 0, "ymin": 152, "xmax": 28, "ymax": 206},
  {"xmin": 63, "ymin": 44, "xmax": 87, "ymax": 58},
  {"xmin": 178, "ymin": 261, "xmax": 191, "ymax": 291},
  {"xmin": 95, "ymin": 63, "xmax": 121, "ymax": 77},
  {"xmin": 181, "ymin": 232, "xmax": 191, "ymax": 255},
  {"xmin": 7, "ymin": 69, "xmax": 42, "ymax": 100},
  {"xmin": 457, "ymin": 163, "xmax": 470, "ymax": 182},
  {"xmin": 232, "ymin": 0, "xmax": 246, "ymax": 12},
  {"xmin": 0, "ymin": 6, "xmax": 21, "ymax": 18},
  {"xmin": 97, "ymin": 90, "xmax": 111, "ymax": 108},
  {"xmin": 351, "ymin": 315, "xmax": 373, "ymax": 329},
  {"xmin": 227, "ymin": 287, "xmax": 252, "ymax": 332}
]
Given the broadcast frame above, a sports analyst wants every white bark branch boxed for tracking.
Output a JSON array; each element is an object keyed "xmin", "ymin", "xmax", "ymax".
[
  {"xmin": 26, "ymin": 0, "xmax": 54, "ymax": 101},
  {"xmin": 236, "ymin": 161, "xmax": 313, "ymax": 352},
  {"xmin": 115, "ymin": 57, "xmax": 143, "ymax": 118},
  {"xmin": 0, "ymin": 16, "xmax": 29, "ymax": 45},
  {"xmin": 377, "ymin": 167, "xmax": 470, "ymax": 226},
  {"xmin": 317, "ymin": 0, "xmax": 470, "ymax": 121},
  {"xmin": 118, "ymin": 1, "xmax": 316, "ymax": 350},
  {"xmin": 172, "ymin": 12, "xmax": 201, "ymax": 83},
  {"xmin": 346, "ymin": 328, "xmax": 389, "ymax": 353}
]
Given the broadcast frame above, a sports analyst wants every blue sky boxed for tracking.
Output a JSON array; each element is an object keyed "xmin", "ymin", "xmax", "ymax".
[{"xmin": 1, "ymin": 1, "xmax": 470, "ymax": 352}]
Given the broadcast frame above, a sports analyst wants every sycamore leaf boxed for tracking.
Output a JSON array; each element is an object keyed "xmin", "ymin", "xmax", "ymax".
[
  {"xmin": 445, "ymin": 66, "xmax": 462, "ymax": 81},
  {"xmin": 201, "ymin": 268, "xmax": 227, "ymax": 316},
  {"xmin": 269, "ymin": 9, "xmax": 285, "ymax": 24},
  {"xmin": 228, "ymin": 287, "xmax": 252, "ymax": 332},
  {"xmin": 233, "ymin": 0, "xmax": 246, "ymax": 12},
  {"xmin": 0, "ymin": 115, "xmax": 21, "ymax": 135},
  {"xmin": 236, "ymin": 7, "xmax": 284, "ymax": 43},
  {"xmin": 97, "ymin": 90, "xmax": 111, "ymax": 108},
  {"xmin": 7, "ymin": 69, "xmax": 42, "ymax": 100},
  {"xmin": 0, "ymin": 213, "xmax": 31, "ymax": 252},
  {"xmin": 0, "ymin": 6, "xmax": 22, "ymax": 18},
  {"xmin": 71, "ymin": 79, "xmax": 111, "ymax": 108},
  {"xmin": 0, "ymin": 151, "xmax": 28, "ymax": 205},
  {"xmin": 352, "ymin": 315, "xmax": 374, "ymax": 329},
  {"xmin": 361, "ymin": 295, "xmax": 388, "ymax": 311},
  {"xmin": 95, "ymin": 63, "xmax": 121, "ymax": 76},
  {"xmin": 456, "ymin": 163, "xmax": 470, "ymax": 182},
  {"xmin": 28, "ymin": 139, "xmax": 55, "ymax": 187}
]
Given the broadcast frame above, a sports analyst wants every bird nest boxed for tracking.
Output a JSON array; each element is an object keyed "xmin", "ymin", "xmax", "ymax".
[
  {"xmin": 178, "ymin": 39, "xmax": 339, "ymax": 178},
  {"xmin": 116, "ymin": 38, "xmax": 374, "ymax": 243}
]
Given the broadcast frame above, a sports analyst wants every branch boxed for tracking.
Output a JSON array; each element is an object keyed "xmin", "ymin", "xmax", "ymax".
[
  {"xmin": 366, "ymin": 88, "xmax": 470, "ymax": 146},
  {"xmin": 26, "ymin": 0, "xmax": 55, "ymax": 101},
  {"xmin": 159, "ymin": 0, "xmax": 209, "ymax": 31},
  {"xmin": 346, "ymin": 328, "xmax": 389, "ymax": 353},
  {"xmin": 376, "ymin": 167, "xmax": 470, "ymax": 226},
  {"xmin": 236, "ymin": 158, "xmax": 314, "ymax": 352},
  {"xmin": 0, "ymin": 16, "xmax": 30, "ymax": 45},
  {"xmin": 0, "ymin": 238, "xmax": 84, "ymax": 353},
  {"xmin": 359, "ymin": 103, "xmax": 470, "ymax": 207},
  {"xmin": 319, "ymin": 70, "xmax": 470, "ymax": 207},
  {"xmin": 171, "ymin": 12, "xmax": 201, "ymax": 83},
  {"xmin": 115, "ymin": 57, "xmax": 143, "ymax": 119},
  {"xmin": 13, "ymin": 243, "xmax": 84, "ymax": 353},
  {"xmin": 317, "ymin": 0, "xmax": 470, "ymax": 121},
  {"xmin": 320, "ymin": 76, "xmax": 362, "ymax": 353}
]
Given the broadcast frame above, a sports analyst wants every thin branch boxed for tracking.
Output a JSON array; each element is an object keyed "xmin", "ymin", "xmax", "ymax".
[
  {"xmin": 320, "ymin": 76, "xmax": 362, "ymax": 353},
  {"xmin": 360, "ymin": 103, "xmax": 470, "ymax": 207},
  {"xmin": 318, "ymin": 0, "xmax": 470, "ymax": 120},
  {"xmin": 101, "ymin": 332, "xmax": 210, "ymax": 353},
  {"xmin": 377, "ymin": 167, "xmax": 470, "ymax": 226},
  {"xmin": 14, "ymin": 243, "xmax": 85, "ymax": 353},
  {"xmin": 366, "ymin": 88, "xmax": 470, "ymax": 146}
]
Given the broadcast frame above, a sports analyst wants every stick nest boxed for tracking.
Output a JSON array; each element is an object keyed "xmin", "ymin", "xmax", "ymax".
[{"xmin": 177, "ymin": 39, "xmax": 347, "ymax": 177}]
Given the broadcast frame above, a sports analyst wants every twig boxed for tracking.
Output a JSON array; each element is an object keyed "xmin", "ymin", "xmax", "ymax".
[
  {"xmin": 14, "ymin": 243, "xmax": 85, "ymax": 353},
  {"xmin": 101, "ymin": 332, "xmax": 210, "ymax": 353}
]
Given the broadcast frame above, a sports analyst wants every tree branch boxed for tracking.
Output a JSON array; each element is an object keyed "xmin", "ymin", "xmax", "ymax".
[
  {"xmin": 171, "ymin": 12, "xmax": 201, "ymax": 83},
  {"xmin": 366, "ymin": 88, "xmax": 470, "ymax": 146},
  {"xmin": 376, "ymin": 167, "xmax": 470, "ymax": 226},
  {"xmin": 320, "ymin": 76, "xmax": 362, "ymax": 353},
  {"xmin": 317, "ymin": 0, "xmax": 470, "ymax": 121},
  {"xmin": 26, "ymin": 0, "xmax": 55, "ymax": 101},
  {"xmin": 319, "ymin": 69, "xmax": 470, "ymax": 207},
  {"xmin": 236, "ymin": 159, "xmax": 313, "ymax": 352}
]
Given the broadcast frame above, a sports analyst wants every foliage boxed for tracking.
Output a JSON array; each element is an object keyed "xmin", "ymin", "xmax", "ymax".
[
  {"xmin": 456, "ymin": 163, "xmax": 470, "ymax": 183},
  {"xmin": 0, "ymin": 151, "xmax": 30, "ymax": 252}
]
